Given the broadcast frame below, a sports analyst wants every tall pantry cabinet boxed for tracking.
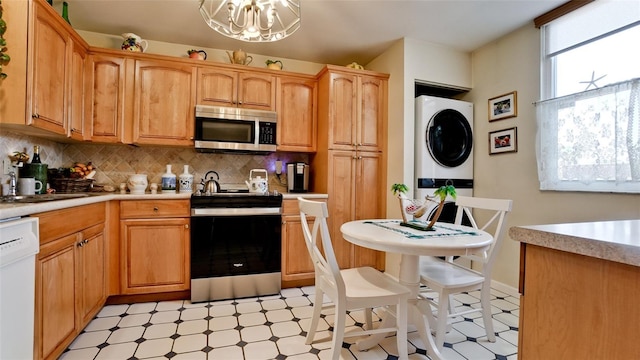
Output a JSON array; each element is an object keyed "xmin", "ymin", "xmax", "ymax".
[{"xmin": 311, "ymin": 65, "xmax": 388, "ymax": 270}]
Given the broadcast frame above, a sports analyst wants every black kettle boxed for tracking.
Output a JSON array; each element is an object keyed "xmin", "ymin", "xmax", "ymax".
[{"xmin": 202, "ymin": 171, "xmax": 220, "ymax": 194}]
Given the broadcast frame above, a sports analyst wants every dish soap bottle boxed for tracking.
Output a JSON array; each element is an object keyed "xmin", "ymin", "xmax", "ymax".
[
  {"xmin": 161, "ymin": 164, "xmax": 176, "ymax": 193},
  {"xmin": 179, "ymin": 165, "xmax": 194, "ymax": 193}
]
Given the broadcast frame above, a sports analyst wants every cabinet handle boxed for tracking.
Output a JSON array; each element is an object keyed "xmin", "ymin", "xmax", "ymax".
[
  {"xmin": 77, "ymin": 241, "xmax": 84, "ymax": 247},
  {"xmin": 32, "ymin": 113, "xmax": 40, "ymax": 119},
  {"xmin": 153, "ymin": 207, "xmax": 159, "ymax": 212},
  {"xmin": 184, "ymin": 224, "xmax": 189, "ymax": 229}
]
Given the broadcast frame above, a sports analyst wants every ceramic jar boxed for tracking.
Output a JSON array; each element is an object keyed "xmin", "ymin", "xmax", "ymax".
[
  {"xmin": 127, "ymin": 174, "xmax": 148, "ymax": 194},
  {"xmin": 161, "ymin": 164, "xmax": 177, "ymax": 193},
  {"xmin": 121, "ymin": 33, "xmax": 148, "ymax": 52},
  {"xmin": 179, "ymin": 165, "xmax": 194, "ymax": 193}
]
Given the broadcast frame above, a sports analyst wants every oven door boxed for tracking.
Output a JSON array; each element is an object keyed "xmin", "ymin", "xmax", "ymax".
[{"xmin": 190, "ymin": 213, "xmax": 282, "ymax": 301}]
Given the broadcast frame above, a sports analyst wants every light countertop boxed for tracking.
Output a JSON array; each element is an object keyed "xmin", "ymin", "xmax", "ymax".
[
  {"xmin": 509, "ymin": 220, "xmax": 640, "ymax": 267},
  {"xmin": 0, "ymin": 192, "xmax": 328, "ymax": 220}
]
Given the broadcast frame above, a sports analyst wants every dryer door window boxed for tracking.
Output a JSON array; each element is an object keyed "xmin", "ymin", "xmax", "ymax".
[{"xmin": 425, "ymin": 109, "xmax": 473, "ymax": 167}]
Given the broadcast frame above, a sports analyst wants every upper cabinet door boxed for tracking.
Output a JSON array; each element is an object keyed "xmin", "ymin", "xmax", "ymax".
[
  {"xmin": 196, "ymin": 67, "xmax": 237, "ymax": 107},
  {"xmin": 276, "ymin": 75, "xmax": 317, "ymax": 152},
  {"xmin": 68, "ymin": 40, "xmax": 87, "ymax": 140},
  {"xmin": 357, "ymin": 76, "xmax": 386, "ymax": 152},
  {"xmin": 326, "ymin": 72, "xmax": 357, "ymax": 150},
  {"xmin": 29, "ymin": 1, "xmax": 68, "ymax": 135},
  {"xmin": 85, "ymin": 53, "xmax": 129, "ymax": 143},
  {"xmin": 237, "ymin": 72, "xmax": 275, "ymax": 110},
  {"xmin": 197, "ymin": 68, "xmax": 275, "ymax": 110},
  {"xmin": 133, "ymin": 60, "xmax": 196, "ymax": 146}
]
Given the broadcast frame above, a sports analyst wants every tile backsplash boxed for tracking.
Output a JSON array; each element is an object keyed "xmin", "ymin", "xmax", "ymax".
[{"xmin": 1, "ymin": 131, "xmax": 308, "ymax": 194}]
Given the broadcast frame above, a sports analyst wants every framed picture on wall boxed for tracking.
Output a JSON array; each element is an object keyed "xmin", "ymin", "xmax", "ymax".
[
  {"xmin": 489, "ymin": 127, "xmax": 518, "ymax": 155},
  {"xmin": 488, "ymin": 91, "xmax": 517, "ymax": 121}
]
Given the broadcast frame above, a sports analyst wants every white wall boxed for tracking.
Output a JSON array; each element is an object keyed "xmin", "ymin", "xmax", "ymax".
[
  {"xmin": 77, "ymin": 30, "xmax": 324, "ymax": 75},
  {"xmin": 465, "ymin": 24, "xmax": 640, "ymax": 288},
  {"xmin": 367, "ymin": 38, "xmax": 472, "ymax": 279}
]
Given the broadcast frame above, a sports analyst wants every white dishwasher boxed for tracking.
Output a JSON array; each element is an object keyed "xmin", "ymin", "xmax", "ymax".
[{"xmin": 0, "ymin": 217, "xmax": 39, "ymax": 360}]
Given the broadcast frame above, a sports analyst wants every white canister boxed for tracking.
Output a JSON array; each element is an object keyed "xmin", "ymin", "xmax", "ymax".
[
  {"xmin": 179, "ymin": 165, "xmax": 194, "ymax": 193},
  {"xmin": 127, "ymin": 174, "xmax": 148, "ymax": 194},
  {"xmin": 161, "ymin": 164, "xmax": 176, "ymax": 193}
]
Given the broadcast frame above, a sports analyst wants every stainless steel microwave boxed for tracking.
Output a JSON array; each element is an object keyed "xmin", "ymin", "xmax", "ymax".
[{"xmin": 194, "ymin": 105, "xmax": 277, "ymax": 153}]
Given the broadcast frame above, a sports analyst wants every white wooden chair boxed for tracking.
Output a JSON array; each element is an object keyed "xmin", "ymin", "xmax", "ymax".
[
  {"xmin": 418, "ymin": 195, "xmax": 513, "ymax": 350},
  {"xmin": 298, "ymin": 198, "xmax": 411, "ymax": 360}
]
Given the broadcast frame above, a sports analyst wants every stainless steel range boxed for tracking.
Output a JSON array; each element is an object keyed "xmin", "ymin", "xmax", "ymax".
[{"xmin": 190, "ymin": 189, "xmax": 283, "ymax": 302}]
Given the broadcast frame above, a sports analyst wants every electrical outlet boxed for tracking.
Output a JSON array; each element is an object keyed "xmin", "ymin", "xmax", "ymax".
[{"xmin": 3, "ymin": 160, "xmax": 15, "ymax": 175}]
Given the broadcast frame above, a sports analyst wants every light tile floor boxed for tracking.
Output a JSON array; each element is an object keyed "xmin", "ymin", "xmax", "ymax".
[{"xmin": 60, "ymin": 286, "xmax": 519, "ymax": 360}]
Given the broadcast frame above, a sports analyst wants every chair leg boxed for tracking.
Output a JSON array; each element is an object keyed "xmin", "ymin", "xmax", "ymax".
[
  {"xmin": 434, "ymin": 290, "xmax": 450, "ymax": 350},
  {"xmin": 364, "ymin": 308, "xmax": 373, "ymax": 330},
  {"xmin": 331, "ymin": 303, "xmax": 347, "ymax": 360},
  {"xmin": 480, "ymin": 284, "xmax": 496, "ymax": 342},
  {"xmin": 396, "ymin": 301, "xmax": 408, "ymax": 360},
  {"xmin": 305, "ymin": 290, "xmax": 324, "ymax": 345}
]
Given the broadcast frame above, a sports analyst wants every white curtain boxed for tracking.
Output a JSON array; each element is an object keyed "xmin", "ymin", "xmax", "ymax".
[{"xmin": 536, "ymin": 77, "xmax": 640, "ymax": 193}]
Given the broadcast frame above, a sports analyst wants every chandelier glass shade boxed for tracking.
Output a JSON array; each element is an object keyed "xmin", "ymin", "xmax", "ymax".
[{"xmin": 200, "ymin": 0, "xmax": 301, "ymax": 42}]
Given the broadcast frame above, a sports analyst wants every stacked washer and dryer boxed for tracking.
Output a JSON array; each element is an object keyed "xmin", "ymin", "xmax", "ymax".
[{"xmin": 414, "ymin": 95, "xmax": 474, "ymax": 223}]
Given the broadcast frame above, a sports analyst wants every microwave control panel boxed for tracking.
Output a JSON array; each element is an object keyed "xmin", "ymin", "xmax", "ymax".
[{"xmin": 259, "ymin": 122, "xmax": 277, "ymax": 145}]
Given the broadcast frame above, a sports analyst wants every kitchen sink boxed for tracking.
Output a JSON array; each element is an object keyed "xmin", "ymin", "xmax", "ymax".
[{"xmin": 0, "ymin": 193, "xmax": 90, "ymax": 203}]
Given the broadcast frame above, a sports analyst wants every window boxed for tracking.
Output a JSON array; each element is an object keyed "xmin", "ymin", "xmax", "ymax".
[{"xmin": 537, "ymin": 0, "xmax": 640, "ymax": 193}]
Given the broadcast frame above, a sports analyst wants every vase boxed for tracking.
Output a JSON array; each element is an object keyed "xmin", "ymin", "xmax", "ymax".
[
  {"xmin": 161, "ymin": 165, "xmax": 176, "ymax": 193},
  {"xmin": 178, "ymin": 165, "xmax": 194, "ymax": 193},
  {"xmin": 127, "ymin": 174, "xmax": 148, "ymax": 195}
]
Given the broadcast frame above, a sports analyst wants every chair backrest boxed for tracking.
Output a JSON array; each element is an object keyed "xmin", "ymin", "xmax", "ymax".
[
  {"xmin": 453, "ymin": 196, "xmax": 513, "ymax": 275},
  {"xmin": 298, "ymin": 198, "xmax": 345, "ymax": 299}
]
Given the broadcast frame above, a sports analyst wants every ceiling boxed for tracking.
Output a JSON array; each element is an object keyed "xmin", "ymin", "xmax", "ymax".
[{"xmin": 64, "ymin": 0, "xmax": 566, "ymax": 66}]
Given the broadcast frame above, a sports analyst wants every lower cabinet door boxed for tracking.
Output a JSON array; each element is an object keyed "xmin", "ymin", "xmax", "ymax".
[
  {"xmin": 121, "ymin": 218, "xmax": 190, "ymax": 294},
  {"xmin": 79, "ymin": 230, "xmax": 106, "ymax": 324},
  {"xmin": 282, "ymin": 215, "xmax": 315, "ymax": 282},
  {"xmin": 36, "ymin": 234, "xmax": 77, "ymax": 360}
]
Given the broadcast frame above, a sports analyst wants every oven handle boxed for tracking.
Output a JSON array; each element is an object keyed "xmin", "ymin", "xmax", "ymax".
[{"xmin": 191, "ymin": 208, "xmax": 282, "ymax": 216}]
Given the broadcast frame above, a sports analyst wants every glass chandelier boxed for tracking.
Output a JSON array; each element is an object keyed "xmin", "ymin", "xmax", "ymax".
[{"xmin": 200, "ymin": 0, "xmax": 301, "ymax": 42}]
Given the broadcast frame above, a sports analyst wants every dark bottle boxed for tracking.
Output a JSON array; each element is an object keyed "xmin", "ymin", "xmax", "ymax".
[
  {"xmin": 62, "ymin": 2, "xmax": 70, "ymax": 25},
  {"xmin": 31, "ymin": 145, "xmax": 41, "ymax": 164}
]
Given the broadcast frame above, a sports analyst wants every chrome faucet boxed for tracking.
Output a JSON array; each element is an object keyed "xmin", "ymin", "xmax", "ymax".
[{"xmin": 8, "ymin": 171, "xmax": 17, "ymax": 196}]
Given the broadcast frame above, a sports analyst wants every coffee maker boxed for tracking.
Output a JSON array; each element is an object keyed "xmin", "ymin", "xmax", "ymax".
[{"xmin": 287, "ymin": 162, "xmax": 309, "ymax": 193}]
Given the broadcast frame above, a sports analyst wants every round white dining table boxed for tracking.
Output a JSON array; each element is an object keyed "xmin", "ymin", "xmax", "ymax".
[{"xmin": 340, "ymin": 219, "xmax": 493, "ymax": 360}]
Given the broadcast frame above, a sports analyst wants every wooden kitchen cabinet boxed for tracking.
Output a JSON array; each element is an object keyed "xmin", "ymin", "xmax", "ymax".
[
  {"xmin": 34, "ymin": 203, "xmax": 106, "ymax": 360},
  {"xmin": 276, "ymin": 75, "xmax": 318, "ymax": 152},
  {"xmin": 281, "ymin": 198, "xmax": 322, "ymax": 288},
  {"xmin": 197, "ymin": 67, "xmax": 276, "ymax": 110},
  {"xmin": 317, "ymin": 65, "xmax": 387, "ymax": 153},
  {"xmin": 0, "ymin": 0, "xmax": 89, "ymax": 139},
  {"xmin": 85, "ymin": 52, "xmax": 132, "ymax": 143},
  {"xmin": 68, "ymin": 40, "xmax": 87, "ymax": 140},
  {"xmin": 311, "ymin": 65, "xmax": 389, "ymax": 270},
  {"xmin": 120, "ymin": 200, "xmax": 190, "ymax": 294},
  {"xmin": 132, "ymin": 60, "xmax": 196, "ymax": 146}
]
